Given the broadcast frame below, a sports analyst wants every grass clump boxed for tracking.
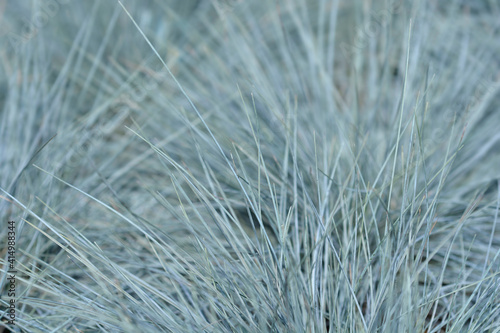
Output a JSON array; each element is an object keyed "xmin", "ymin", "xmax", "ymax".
[{"xmin": 1, "ymin": 0, "xmax": 500, "ymax": 332}]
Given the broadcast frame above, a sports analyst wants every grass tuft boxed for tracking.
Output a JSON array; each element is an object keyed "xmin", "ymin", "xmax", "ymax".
[{"xmin": 1, "ymin": 0, "xmax": 500, "ymax": 332}]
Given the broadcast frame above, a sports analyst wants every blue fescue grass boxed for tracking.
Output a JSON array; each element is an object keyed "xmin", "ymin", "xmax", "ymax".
[{"xmin": 1, "ymin": 0, "xmax": 500, "ymax": 332}]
